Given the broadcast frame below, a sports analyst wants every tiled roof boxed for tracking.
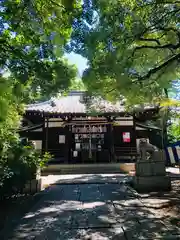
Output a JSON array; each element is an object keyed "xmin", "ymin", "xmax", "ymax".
[
  {"xmin": 26, "ymin": 95, "xmax": 125, "ymax": 114},
  {"xmin": 26, "ymin": 91, "xmax": 159, "ymax": 114}
]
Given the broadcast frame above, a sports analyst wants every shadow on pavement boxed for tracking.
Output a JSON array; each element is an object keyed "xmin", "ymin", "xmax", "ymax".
[{"xmin": 2, "ymin": 174, "xmax": 180, "ymax": 240}]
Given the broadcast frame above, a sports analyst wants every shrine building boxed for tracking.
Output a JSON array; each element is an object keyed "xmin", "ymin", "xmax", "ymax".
[{"xmin": 20, "ymin": 91, "xmax": 161, "ymax": 164}]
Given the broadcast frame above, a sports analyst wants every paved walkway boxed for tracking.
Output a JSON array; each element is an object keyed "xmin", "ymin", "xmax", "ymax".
[
  {"xmin": 4, "ymin": 174, "xmax": 180, "ymax": 240},
  {"xmin": 41, "ymin": 173, "xmax": 130, "ymax": 188}
]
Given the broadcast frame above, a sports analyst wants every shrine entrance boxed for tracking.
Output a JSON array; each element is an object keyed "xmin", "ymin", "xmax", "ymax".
[{"xmin": 69, "ymin": 123, "xmax": 110, "ymax": 163}]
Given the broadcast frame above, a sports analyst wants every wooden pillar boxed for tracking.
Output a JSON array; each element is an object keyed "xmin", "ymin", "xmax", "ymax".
[
  {"xmin": 106, "ymin": 116, "xmax": 115, "ymax": 163},
  {"xmin": 133, "ymin": 114, "xmax": 138, "ymax": 161},
  {"xmin": 110, "ymin": 123, "xmax": 115, "ymax": 162},
  {"xmin": 45, "ymin": 117, "xmax": 49, "ymax": 152},
  {"xmin": 42, "ymin": 115, "xmax": 45, "ymax": 155},
  {"xmin": 65, "ymin": 124, "xmax": 70, "ymax": 164}
]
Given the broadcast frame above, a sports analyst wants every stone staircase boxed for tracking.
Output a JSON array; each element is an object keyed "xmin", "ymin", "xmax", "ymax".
[{"xmin": 41, "ymin": 163, "xmax": 135, "ymax": 175}]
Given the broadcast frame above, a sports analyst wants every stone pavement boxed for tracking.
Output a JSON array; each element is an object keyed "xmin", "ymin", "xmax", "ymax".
[
  {"xmin": 41, "ymin": 173, "xmax": 131, "ymax": 188},
  {"xmin": 3, "ymin": 174, "xmax": 180, "ymax": 240}
]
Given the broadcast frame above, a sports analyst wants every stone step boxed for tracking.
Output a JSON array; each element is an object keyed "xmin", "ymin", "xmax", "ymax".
[{"xmin": 42, "ymin": 163, "xmax": 135, "ymax": 175}]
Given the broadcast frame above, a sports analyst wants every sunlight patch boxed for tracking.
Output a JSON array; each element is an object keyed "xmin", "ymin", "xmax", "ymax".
[{"xmin": 83, "ymin": 201, "xmax": 105, "ymax": 209}]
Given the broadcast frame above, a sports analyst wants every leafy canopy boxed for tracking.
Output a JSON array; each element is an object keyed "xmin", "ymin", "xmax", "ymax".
[
  {"xmin": 0, "ymin": 0, "xmax": 82, "ymax": 142},
  {"xmin": 168, "ymin": 111, "xmax": 180, "ymax": 143},
  {"xmin": 70, "ymin": 0, "xmax": 180, "ymax": 104},
  {"xmin": 0, "ymin": 0, "xmax": 82, "ymax": 102},
  {"xmin": 0, "ymin": 1, "xmax": 83, "ymax": 196}
]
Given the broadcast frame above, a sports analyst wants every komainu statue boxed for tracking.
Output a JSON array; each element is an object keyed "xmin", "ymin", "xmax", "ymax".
[{"xmin": 139, "ymin": 138, "xmax": 158, "ymax": 160}]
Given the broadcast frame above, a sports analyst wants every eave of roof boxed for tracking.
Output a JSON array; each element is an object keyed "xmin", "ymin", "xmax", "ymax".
[
  {"xmin": 26, "ymin": 95, "xmax": 125, "ymax": 114},
  {"xmin": 26, "ymin": 93, "xmax": 159, "ymax": 115},
  {"xmin": 18, "ymin": 123, "xmax": 43, "ymax": 132},
  {"xmin": 136, "ymin": 122, "xmax": 162, "ymax": 131}
]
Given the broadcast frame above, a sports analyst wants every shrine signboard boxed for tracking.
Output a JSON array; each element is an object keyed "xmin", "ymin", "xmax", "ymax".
[{"xmin": 72, "ymin": 125, "xmax": 107, "ymax": 133}]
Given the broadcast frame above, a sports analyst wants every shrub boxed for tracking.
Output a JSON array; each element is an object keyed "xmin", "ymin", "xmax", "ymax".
[{"xmin": 0, "ymin": 140, "xmax": 51, "ymax": 199}]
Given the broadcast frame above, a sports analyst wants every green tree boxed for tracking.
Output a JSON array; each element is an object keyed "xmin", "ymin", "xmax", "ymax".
[
  {"xmin": 0, "ymin": 0, "xmax": 82, "ymax": 197},
  {"xmin": 0, "ymin": 0, "xmax": 81, "ymax": 102},
  {"xmin": 0, "ymin": 0, "xmax": 82, "ymax": 159},
  {"xmin": 167, "ymin": 110, "xmax": 180, "ymax": 143},
  {"xmin": 68, "ymin": 78, "xmax": 86, "ymax": 90},
  {"xmin": 168, "ymin": 121, "xmax": 180, "ymax": 143},
  {"xmin": 70, "ymin": 0, "xmax": 180, "ymax": 104}
]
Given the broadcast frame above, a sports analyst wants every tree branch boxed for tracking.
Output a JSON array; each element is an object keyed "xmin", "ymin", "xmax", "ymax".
[
  {"xmin": 159, "ymin": 1, "xmax": 180, "ymax": 4},
  {"xmin": 159, "ymin": 27, "xmax": 180, "ymax": 42},
  {"xmin": 164, "ymin": 88, "xmax": 169, "ymax": 98},
  {"xmin": 133, "ymin": 1, "xmax": 180, "ymax": 11},
  {"xmin": 139, "ymin": 37, "xmax": 160, "ymax": 45},
  {"xmin": 14, "ymin": 1, "xmax": 29, "ymax": 30},
  {"xmin": 49, "ymin": 0, "xmax": 65, "ymax": 9},
  {"xmin": 135, "ymin": 8, "xmax": 180, "ymax": 39},
  {"xmin": 106, "ymin": 88, "xmax": 115, "ymax": 94},
  {"xmin": 133, "ymin": 42, "xmax": 180, "ymax": 55},
  {"xmin": 138, "ymin": 53, "xmax": 180, "ymax": 81}
]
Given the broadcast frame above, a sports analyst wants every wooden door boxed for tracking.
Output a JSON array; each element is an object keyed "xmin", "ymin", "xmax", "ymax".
[{"xmin": 47, "ymin": 127, "xmax": 69, "ymax": 162}]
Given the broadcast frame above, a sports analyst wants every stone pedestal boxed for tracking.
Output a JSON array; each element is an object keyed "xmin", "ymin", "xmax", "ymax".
[
  {"xmin": 133, "ymin": 152, "xmax": 171, "ymax": 193},
  {"xmin": 23, "ymin": 168, "xmax": 42, "ymax": 194},
  {"xmin": 23, "ymin": 179, "xmax": 42, "ymax": 194}
]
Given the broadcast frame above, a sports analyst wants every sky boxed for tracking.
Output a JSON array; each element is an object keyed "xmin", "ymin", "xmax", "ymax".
[{"xmin": 65, "ymin": 52, "xmax": 88, "ymax": 77}]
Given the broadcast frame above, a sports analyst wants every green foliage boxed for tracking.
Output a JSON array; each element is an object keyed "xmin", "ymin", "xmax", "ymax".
[
  {"xmin": 0, "ymin": 0, "xmax": 81, "ymax": 199},
  {"xmin": 167, "ymin": 111, "xmax": 180, "ymax": 143},
  {"xmin": 0, "ymin": 140, "xmax": 51, "ymax": 198},
  {"xmin": 0, "ymin": 77, "xmax": 21, "ymax": 144},
  {"xmin": 70, "ymin": 0, "xmax": 180, "ymax": 104},
  {"xmin": 56, "ymin": 78, "xmax": 86, "ymax": 97},
  {"xmin": 0, "ymin": 0, "xmax": 81, "ymax": 101},
  {"xmin": 168, "ymin": 122, "xmax": 180, "ymax": 143},
  {"xmin": 68, "ymin": 78, "xmax": 86, "ymax": 91},
  {"xmin": 0, "ymin": 75, "xmax": 50, "ymax": 199}
]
